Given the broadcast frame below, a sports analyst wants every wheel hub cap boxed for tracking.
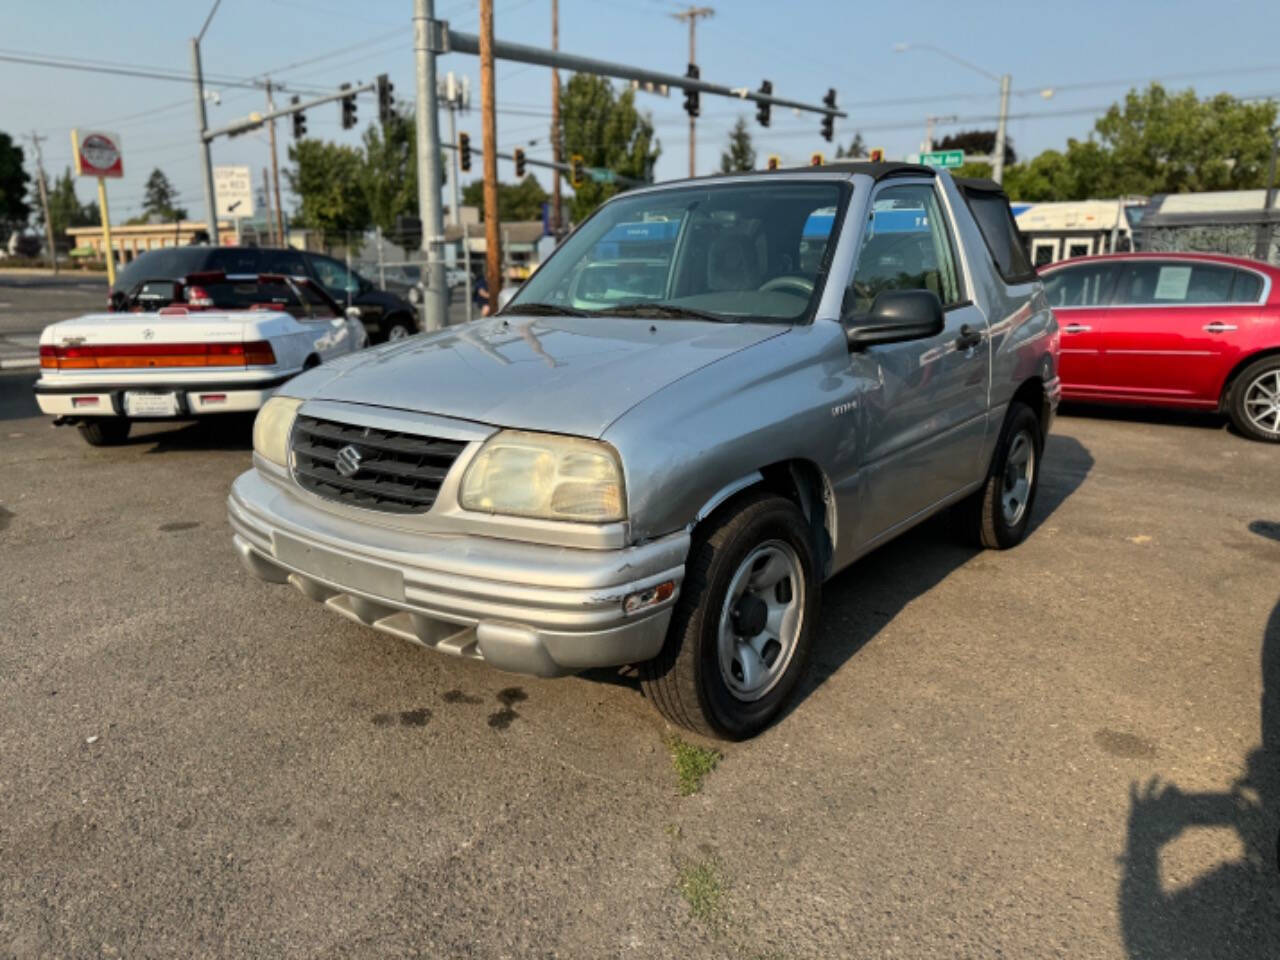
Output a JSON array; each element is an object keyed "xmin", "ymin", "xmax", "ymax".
[
  {"xmin": 1243, "ymin": 370, "xmax": 1280, "ymax": 436},
  {"xmin": 717, "ymin": 541, "xmax": 805, "ymax": 702},
  {"xmin": 1000, "ymin": 430, "xmax": 1035, "ymax": 527}
]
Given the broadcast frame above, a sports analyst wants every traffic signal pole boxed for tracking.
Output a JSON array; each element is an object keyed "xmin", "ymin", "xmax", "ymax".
[
  {"xmin": 190, "ymin": 37, "xmax": 219, "ymax": 243},
  {"xmin": 413, "ymin": 0, "xmax": 448, "ymax": 331}
]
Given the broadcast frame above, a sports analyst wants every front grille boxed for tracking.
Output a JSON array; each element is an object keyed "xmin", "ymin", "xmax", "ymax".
[{"xmin": 291, "ymin": 415, "xmax": 467, "ymax": 514}]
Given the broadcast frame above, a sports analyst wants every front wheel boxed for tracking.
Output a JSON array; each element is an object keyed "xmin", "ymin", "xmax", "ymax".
[
  {"xmin": 640, "ymin": 491, "xmax": 820, "ymax": 741},
  {"xmin": 959, "ymin": 401, "xmax": 1042, "ymax": 549},
  {"xmin": 383, "ymin": 318, "xmax": 415, "ymax": 342},
  {"xmin": 1227, "ymin": 356, "xmax": 1280, "ymax": 443},
  {"xmin": 77, "ymin": 418, "xmax": 131, "ymax": 447}
]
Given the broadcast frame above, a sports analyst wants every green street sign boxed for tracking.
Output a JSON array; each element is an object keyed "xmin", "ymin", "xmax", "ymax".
[
  {"xmin": 587, "ymin": 167, "xmax": 617, "ymax": 184},
  {"xmin": 919, "ymin": 150, "xmax": 964, "ymax": 169}
]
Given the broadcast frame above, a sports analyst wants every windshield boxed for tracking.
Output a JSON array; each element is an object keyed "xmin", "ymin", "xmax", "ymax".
[{"xmin": 508, "ymin": 181, "xmax": 847, "ymax": 323}]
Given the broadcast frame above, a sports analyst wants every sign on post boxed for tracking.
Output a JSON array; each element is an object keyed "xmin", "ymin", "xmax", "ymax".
[
  {"xmin": 70, "ymin": 129, "xmax": 124, "ymax": 286},
  {"xmin": 214, "ymin": 165, "xmax": 255, "ymax": 219},
  {"xmin": 918, "ymin": 150, "xmax": 965, "ymax": 169}
]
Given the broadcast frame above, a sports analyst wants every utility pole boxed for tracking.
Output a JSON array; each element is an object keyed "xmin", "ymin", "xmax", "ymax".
[
  {"xmin": 261, "ymin": 166, "xmax": 273, "ymax": 244},
  {"xmin": 479, "ymin": 0, "xmax": 502, "ymax": 305},
  {"xmin": 413, "ymin": 0, "xmax": 448, "ymax": 330},
  {"xmin": 993, "ymin": 73, "xmax": 1011, "ymax": 185},
  {"xmin": 25, "ymin": 131, "xmax": 57, "ymax": 273},
  {"xmin": 190, "ymin": 2, "xmax": 222, "ymax": 244},
  {"xmin": 550, "ymin": 0, "xmax": 561, "ymax": 236},
  {"xmin": 266, "ymin": 78, "xmax": 285, "ymax": 245},
  {"xmin": 672, "ymin": 5, "xmax": 713, "ymax": 178}
]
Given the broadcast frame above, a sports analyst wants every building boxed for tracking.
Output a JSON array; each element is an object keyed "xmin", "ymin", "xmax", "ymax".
[
  {"xmin": 67, "ymin": 220, "xmax": 239, "ymax": 262},
  {"xmin": 1014, "ymin": 198, "xmax": 1147, "ymax": 267},
  {"xmin": 1134, "ymin": 189, "xmax": 1280, "ymax": 266}
]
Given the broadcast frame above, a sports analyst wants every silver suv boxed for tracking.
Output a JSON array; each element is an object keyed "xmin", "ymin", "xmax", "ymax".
[{"xmin": 228, "ymin": 163, "xmax": 1060, "ymax": 739}]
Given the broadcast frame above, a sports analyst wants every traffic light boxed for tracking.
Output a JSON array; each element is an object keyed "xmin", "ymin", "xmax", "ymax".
[
  {"xmin": 459, "ymin": 132, "xmax": 471, "ymax": 172},
  {"xmin": 514, "ymin": 147, "xmax": 526, "ymax": 178},
  {"xmin": 766, "ymin": 154, "xmax": 781, "ymax": 171},
  {"xmin": 569, "ymin": 154, "xmax": 584, "ymax": 188},
  {"xmin": 291, "ymin": 95, "xmax": 307, "ymax": 139},
  {"xmin": 756, "ymin": 80, "xmax": 772, "ymax": 127},
  {"xmin": 821, "ymin": 88, "xmax": 836, "ymax": 142},
  {"xmin": 340, "ymin": 83, "xmax": 357, "ymax": 130},
  {"xmin": 810, "ymin": 152, "xmax": 825, "ymax": 167},
  {"xmin": 377, "ymin": 73, "xmax": 394, "ymax": 126},
  {"xmin": 869, "ymin": 147, "xmax": 885, "ymax": 162},
  {"xmin": 683, "ymin": 63, "xmax": 700, "ymax": 118}
]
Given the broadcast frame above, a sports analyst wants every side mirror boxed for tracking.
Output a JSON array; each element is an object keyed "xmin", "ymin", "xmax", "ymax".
[
  {"xmin": 845, "ymin": 290, "xmax": 944, "ymax": 350},
  {"xmin": 346, "ymin": 306, "xmax": 362, "ymax": 321}
]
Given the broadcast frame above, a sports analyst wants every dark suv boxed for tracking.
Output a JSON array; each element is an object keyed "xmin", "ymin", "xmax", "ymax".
[{"xmin": 109, "ymin": 247, "xmax": 419, "ymax": 343}]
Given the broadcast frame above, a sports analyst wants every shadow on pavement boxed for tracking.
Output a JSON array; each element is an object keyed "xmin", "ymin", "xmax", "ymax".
[
  {"xmin": 0, "ymin": 371, "xmax": 40, "ymax": 422},
  {"xmin": 1059, "ymin": 401, "xmax": 1228, "ymax": 433},
  {"xmin": 1117, "ymin": 522, "xmax": 1280, "ymax": 959},
  {"xmin": 134, "ymin": 415, "xmax": 255, "ymax": 453}
]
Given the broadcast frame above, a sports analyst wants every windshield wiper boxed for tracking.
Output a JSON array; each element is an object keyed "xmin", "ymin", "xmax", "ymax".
[
  {"xmin": 502, "ymin": 301, "xmax": 590, "ymax": 317},
  {"xmin": 594, "ymin": 302, "xmax": 732, "ymax": 323}
]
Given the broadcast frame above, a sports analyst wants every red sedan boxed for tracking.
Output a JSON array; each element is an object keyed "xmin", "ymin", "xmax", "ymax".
[{"xmin": 1040, "ymin": 252, "xmax": 1280, "ymax": 442}]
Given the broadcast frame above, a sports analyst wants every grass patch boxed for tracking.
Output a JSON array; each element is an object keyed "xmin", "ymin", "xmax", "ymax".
[
  {"xmin": 664, "ymin": 734, "xmax": 721, "ymax": 796},
  {"xmin": 676, "ymin": 859, "xmax": 727, "ymax": 927}
]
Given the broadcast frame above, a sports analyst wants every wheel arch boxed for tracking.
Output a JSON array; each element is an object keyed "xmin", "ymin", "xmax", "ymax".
[
  {"xmin": 693, "ymin": 459, "xmax": 837, "ymax": 579},
  {"xmin": 1010, "ymin": 376, "xmax": 1049, "ymax": 440},
  {"xmin": 1218, "ymin": 347, "xmax": 1280, "ymax": 410}
]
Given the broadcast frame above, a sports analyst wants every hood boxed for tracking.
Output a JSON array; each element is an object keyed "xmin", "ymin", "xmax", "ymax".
[{"xmin": 303, "ymin": 314, "xmax": 788, "ymax": 438}]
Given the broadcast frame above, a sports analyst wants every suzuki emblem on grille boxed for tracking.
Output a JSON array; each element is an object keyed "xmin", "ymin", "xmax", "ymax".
[{"xmin": 334, "ymin": 444, "xmax": 364, "ymax": 478}]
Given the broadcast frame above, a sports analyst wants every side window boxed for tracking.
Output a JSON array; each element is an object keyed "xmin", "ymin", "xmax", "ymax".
[
  {"xmin": 1043, "ymin": 264, "xmax": 1116, "ymax": 308},
  {"xmin": 1115, "ymin": 261, "xmax": 1238, "ymax": 305},
  {"xmin": 264, "ymin": 249, "xmax": 308, "ymax": 276},
  {"xmin": 844, "ymin": 183, "xmax": 963, "ymax": 317},
  {"xmin": 962, "ymin": 189, "xmax": 1036, "ymax": 281},
  {"xmin": 1231, "ymin": 270, "xmax": 1263, "ymax": 303},
  {"xmin": 309, "ymin": 255, "xmax": 358, "ymax": 293},
  {"xmin": 296, "ymin": 282, "xmax": 335, "ymax": 318}
]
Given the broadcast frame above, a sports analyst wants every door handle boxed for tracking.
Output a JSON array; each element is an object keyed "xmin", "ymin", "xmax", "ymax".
[
  {"xmin": 955, "ymin": 324, "xmax": 983, "ymax": 351},
  {"xmin": 1063, "ymin": 323, "xmax": 1091, "ymax": 333},
  {"xmin": 1203, "ymin": 322, "xmax": 1237, "ymax": 333}
]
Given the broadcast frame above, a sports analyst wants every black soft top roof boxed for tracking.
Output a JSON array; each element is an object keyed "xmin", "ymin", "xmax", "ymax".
[{"xmin": 953, "ymin": 176, "xmax": 1006, "ymax": 195}]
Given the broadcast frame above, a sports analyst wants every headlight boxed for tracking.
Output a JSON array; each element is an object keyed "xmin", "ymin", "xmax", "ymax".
[
  {"xmin": 460, "ymin": 430, "xmax": 625, "ymax": 522},
  {"xmin": 252, "ymin": 395, "xmax": 303, "ymax": 467}
]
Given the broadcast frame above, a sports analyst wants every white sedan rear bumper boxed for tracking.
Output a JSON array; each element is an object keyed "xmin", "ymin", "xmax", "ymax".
[{"xmin": 33, "ymin": 371, "xmax": 298, "ymax": 418}]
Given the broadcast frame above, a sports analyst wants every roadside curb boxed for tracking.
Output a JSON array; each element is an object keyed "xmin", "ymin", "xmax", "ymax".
[{"xmin": 0, "ymin": 356, "xmax": 38, "ymax": 370}]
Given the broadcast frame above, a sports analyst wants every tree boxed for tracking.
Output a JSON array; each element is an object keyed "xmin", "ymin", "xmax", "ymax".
[
  {"xmin": 559, "ymin": 74, "xmax": 660, "ymax": 221},
  {"xmin": 834, "ymin": 133, "xmax": 866, "ymax": 159},
  {"xmin": 935, "ymin": 129, "xmax": 1016, "ymax": 167},
  {"xmin": 719, "ymin": 117, "xmax": 756, "ymax": 172},
  {"xmin": 359, "ymin": 111, "xmax": 417, "ymax": 233},
  {"xmin": 142, "ymin": 167, "xmax": 187, "ymax": 221},
  {"xmin": 461, "ymin": 175, "xmax": 548, "ymax": 222},
  {"xmin": 0, "ymin": 132, "xmax": 31, "ymax": 240},
  {"xmin": 45, "ymin": 167, "xmax": 98, "ymax": 249},
  {"xmin": 286, "ymin": 139, "xmax": 369, "ymax": 238}
]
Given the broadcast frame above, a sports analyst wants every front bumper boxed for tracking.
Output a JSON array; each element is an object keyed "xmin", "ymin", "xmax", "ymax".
[
  {"xmin": 227, "ymin": 469, "xmax": 689, "ymax": 677},
  {"xmin": 34, "ymin": 371, "xmax": 297, "ymax": 418}
]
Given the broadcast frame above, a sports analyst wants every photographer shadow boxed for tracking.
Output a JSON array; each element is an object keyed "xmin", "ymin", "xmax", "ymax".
[{"xmin": 1118, "ymin": 524, "xmax": 1280, "ymax": 959}]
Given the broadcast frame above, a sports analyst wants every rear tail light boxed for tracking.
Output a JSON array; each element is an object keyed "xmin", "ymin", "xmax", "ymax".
[
  {"xmin": 39, "ymin": 341, "xmax": 277, "ymax": 370},
  {"xmin": 186, "ymin": 285, "xmax": 213, "ymax": 307},
  {"xmin": 71, "ymin": 396, "xmax": 100, "ymax": 408}
]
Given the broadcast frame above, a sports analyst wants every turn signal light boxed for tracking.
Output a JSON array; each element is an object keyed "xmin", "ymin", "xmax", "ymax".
[{"xmin": 623, "ymin": 580, "xmax": 676, "ymax": 615}]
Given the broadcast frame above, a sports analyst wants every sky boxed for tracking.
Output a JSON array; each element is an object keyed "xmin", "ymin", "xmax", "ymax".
[{"xmin": 2, "ymin": 0, "xmax": 1277, "ymax": 224}]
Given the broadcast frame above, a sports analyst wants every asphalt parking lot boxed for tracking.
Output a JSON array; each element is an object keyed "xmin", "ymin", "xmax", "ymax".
[{"xmin": 1, "ymin": 363, "xmax": 1278, "ymax": 957}]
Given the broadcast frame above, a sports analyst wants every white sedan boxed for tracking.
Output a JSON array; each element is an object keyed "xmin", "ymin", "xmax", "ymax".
[{"xmin": 34, "ymin": 271, "xmax": 370, "ymax": 446}]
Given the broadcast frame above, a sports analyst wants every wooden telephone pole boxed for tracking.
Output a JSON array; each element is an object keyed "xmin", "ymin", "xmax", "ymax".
[
  {"xmin": 480, "ymin": 0, "xmax": 502, "ymax": 304},
  {"xmin": 671, "ymin": 6, "xmax": 713, "ymax": 178},
  {"xmin": 24, "ymin": 132, "xmax": 58, "ymax": 274}
]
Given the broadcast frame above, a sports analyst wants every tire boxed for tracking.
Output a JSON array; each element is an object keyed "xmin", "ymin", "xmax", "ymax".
[
  {"xmin": 960, "ymin": 401, "xmax": 1042, "ymax": 549},
  {"xmin": 1227, "ymin": 355, "xmax": 1280, "ymax": 443},
  {"xmin": 640, "ymin": 491, "xmax": 820, "ymax": 741},
  {"xmin": 383, "ymin": 317, "xmax": 415, "ymax": 342},
  {"xmin": 77, "ymin": 418, "xmax": 131, "ymax": 447}
]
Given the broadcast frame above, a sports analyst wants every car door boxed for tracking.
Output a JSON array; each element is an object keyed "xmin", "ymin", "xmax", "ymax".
[
  {"xmin": 1101, "ymin": 260, "xmax": 1258, "ymax": 403},
  {"xmin": 291, "ymin": 279, "xmax": 355, "ymax": 360},
  {"xmin": 1041, "ymin": 260, "xmax": 1117, "ymax": 399},
  {"xmin": 842, "ymin": 180, "xmax": 991, "ymax": 545}
]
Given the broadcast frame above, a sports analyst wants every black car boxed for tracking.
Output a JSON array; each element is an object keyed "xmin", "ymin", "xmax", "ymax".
[{"xmin": 109, "ymin": 246, "xmax": 420, "ymax": 343}]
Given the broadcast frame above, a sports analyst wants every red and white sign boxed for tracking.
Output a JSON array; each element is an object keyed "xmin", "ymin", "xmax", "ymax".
[{"xmin": 71, "ymin": 129, "xmax": 124, "ymax": 179}]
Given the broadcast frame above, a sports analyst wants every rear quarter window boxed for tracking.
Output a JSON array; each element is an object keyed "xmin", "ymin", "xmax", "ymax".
[{"xmin": 958, "ymin": 186, "xmax": 1036, "ymax": 283}]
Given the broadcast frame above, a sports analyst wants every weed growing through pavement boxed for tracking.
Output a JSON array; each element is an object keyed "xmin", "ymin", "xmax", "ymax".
[
  {"xmin": 664, "ymin": 733, "xmax": 721, "ymax": 796},
  {"xmin": 676, "ymin": 859, "xmax": 727, "ymax": 927}
]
